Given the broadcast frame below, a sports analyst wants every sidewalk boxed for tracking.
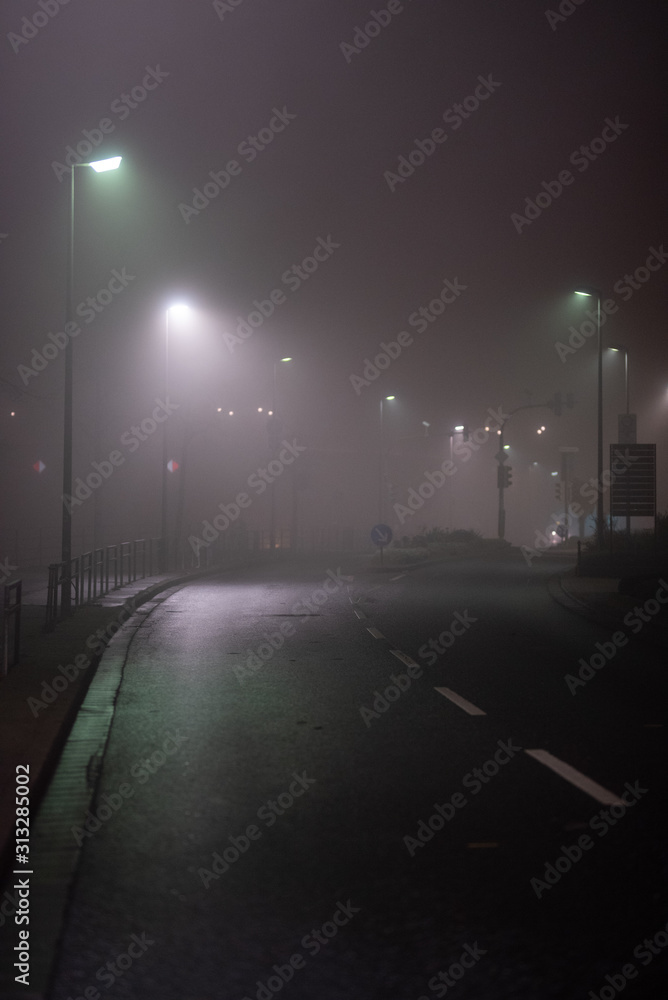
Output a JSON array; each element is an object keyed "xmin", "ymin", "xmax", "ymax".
[
  {"xmin": 552, "ymin": 566, "xmax": 668, "ymax": 640},
  {"xmin": 0, "ymin": 557, "xmax": 269, "ymax": 879}
]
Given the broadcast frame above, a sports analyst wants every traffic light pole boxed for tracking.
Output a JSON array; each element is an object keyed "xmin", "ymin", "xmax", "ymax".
[
  {"xmin": 495, "ymin": 397, "xmax": 572, "ymax": 540},
  {"xmin": 497, "ymin": 423, "xmax": 506, "ymax": 540}
]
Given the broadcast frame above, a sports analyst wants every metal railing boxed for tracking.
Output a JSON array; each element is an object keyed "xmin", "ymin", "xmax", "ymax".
[
  {"xmin": 45, "ymin": 537, "xmax": 163, "ymax": 629},
  {"xmin": 43, "ymin": 527, "xmax": 367, "ymax": 627},
  {"xmin": 2, "ymin": 580, "xmax": 22, "ymax": 675}
]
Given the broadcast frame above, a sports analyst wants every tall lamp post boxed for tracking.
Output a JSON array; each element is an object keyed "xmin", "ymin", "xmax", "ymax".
[
  {"xmin": 378, "ymin": 395, "xmax": 395, "ymax": 523},
  {"xmin": 609, "ymin": 345, "xmax": 629, "ymax": 416},
  {"xmin": 268, "ymin": 357, "xmax": 293, "ymax": 552},
  {"xmin": 609, "ymin": 344, "xmax": 631, "ymax": 535},
  {"xmin": 446, "ymin": 425, "xmax": 465, "ymax": 529},
  {"xmin": 61, "ymin": 156, "xmax": 122, "ymax": 615},
  {"xmin": 574, "ymin": 286, "xmax": 603, "ymax": 548},
  {"xmin": 160, "ymin": 303, "xmax": 191, "ymax": 572}
]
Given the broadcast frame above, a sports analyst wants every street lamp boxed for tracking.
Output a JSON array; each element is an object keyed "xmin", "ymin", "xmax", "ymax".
[
  {"xmin": 269, "ymin": 357, "xmax": 293, "ymax": 551},
  {"xmin": 379, "ymin": 396, "xmax": 395, "ymax": 523},
  {"xmin": 160, "ymin": 303, "xmax": 191, "ymax": 572},
  {"xmin": 61, "ymin": 156, "xmax": 122, "ymax": 615},
  {"xmin": 608, "ymin": 345, "xmax": 629, "ymax": 415},
  {"xmin": 445, "ymin": 426, "xmax": 466, "ymax": 529},
  {"xmin": 609, "ymin": 345, "xmax": 632, "ymax": 535},
  {"xmin": 574, "ymin": 286, "xmax": 603, "ymax": 547}
]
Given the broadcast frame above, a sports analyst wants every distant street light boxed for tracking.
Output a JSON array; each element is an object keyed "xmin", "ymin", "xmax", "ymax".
[
  {"xmin": 446, "ymin": 425, "xmax": 465, "ymax": 529},
  {"xmin": 160, "ymin": 303, "xmax": 191, "ymax": 572},
  {"xmin": 574, "ymin": 286, "xmax": 603, "ymax": 547},
  {"xmin": 608, "ymin": 345, "xmax": 630, "ymax": 415},
  {"xmin": 61, "ymin": 156, "xmax": 122, "ymax": 615},
  {"xmin": 609, "ymin": 345, "xmax": 632, "ymax": 535},
  {"xmin": 379, "ymin": 396, "xmax": 395, "ymax": 523},
  {"xmin": 269, "ymin": 357, "xmax": 294, "ymax": 551}
]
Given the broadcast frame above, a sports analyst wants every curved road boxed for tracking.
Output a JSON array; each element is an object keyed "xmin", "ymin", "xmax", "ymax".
[{"xmin": 46, "ymin": 553, "xmax": 667, "ymax": 999}]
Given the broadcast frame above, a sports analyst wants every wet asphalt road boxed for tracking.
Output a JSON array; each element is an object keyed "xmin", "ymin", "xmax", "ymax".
[{"xmin": 47, "ymin": 553, "xmax": 668, "ymax": 999}]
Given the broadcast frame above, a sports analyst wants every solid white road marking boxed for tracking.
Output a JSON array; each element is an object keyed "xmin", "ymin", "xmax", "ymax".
[
  {"xmin": 367, "ymin": 627, "xmax": 385, "ymax": 639},
  {"xmin": 524, "ymin": 749, "xmax": 624, "ymax": 806},
  {"xmin": 434, "ymin": 686, "xmax": 487, "ymax": 716}
]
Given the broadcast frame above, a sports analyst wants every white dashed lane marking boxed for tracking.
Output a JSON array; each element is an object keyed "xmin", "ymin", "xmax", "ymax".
[
  {"xmin": 366, "ymin": 627, "xmax": 385, "ymax": 639},
  {"xmin": 435, "ymin": 686, "xmax": 487, "ymax": 716},
  {"xmin": 524, "ymin": 748, "xmax": 624, "ymax": 806},
  {"xmin": 391, "ymin": 650, "xmax": 421, "ymax": 668},
  {"xmin": 353, "ymin": 607, "xmax": 367, "ymax": 620}
]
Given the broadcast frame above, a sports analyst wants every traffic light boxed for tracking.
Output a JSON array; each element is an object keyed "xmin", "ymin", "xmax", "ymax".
[
  {"xmin": 552, "ymin": 391, "xmax": 562, "ymax": 416},
  {"xmin": 555, "ymin": 481, "xmax": 562, "ymax": 501},
  {"xmin": 498, "ymin": 465, "xmax": 512, "ymax": 488}
]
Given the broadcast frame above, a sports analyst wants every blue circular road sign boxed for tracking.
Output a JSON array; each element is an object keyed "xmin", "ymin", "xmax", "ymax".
[{"xmin": 371, "ymin": 523, "xmax": 393, "ymax": 547}]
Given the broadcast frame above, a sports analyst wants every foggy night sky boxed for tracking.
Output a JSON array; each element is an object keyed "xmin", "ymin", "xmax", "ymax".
[{"xmin": 1, "ymin": 0, "xmax": 666, "ymax": 549}]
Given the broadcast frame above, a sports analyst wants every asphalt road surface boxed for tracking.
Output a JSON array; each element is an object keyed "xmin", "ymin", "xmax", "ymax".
[{"xmin": 46, "ymin": 552, "xmax": 667, "ymax": 999}]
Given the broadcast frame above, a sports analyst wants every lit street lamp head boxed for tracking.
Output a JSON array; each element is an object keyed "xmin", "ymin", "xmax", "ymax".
[
  {"xmin": 167, "ymin": 302, "xmax": 191, "ymax": 318},
  {"xmin": 88, "ymin": 156, "xmax": 122, "ymax": 172}
]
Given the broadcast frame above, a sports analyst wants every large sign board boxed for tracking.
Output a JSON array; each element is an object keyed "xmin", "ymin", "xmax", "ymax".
[{"xmin": 610, "ymin": 444, "xmax": 656, "ymax": 517}]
